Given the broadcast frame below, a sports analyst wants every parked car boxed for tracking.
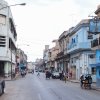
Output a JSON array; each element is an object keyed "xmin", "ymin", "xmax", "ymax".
[
  {"xmin": 52, "ymin": 71, "xmax": 60, "ymax": 79},
  {"xmin": 0, "ymin": 79, "xmax": 5, "ymax": 96}
]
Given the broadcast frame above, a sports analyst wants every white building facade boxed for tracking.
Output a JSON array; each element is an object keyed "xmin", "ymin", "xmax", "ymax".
[{"xmin": 0, "ymin": 0, "xmax": 17, "ymax": 77}]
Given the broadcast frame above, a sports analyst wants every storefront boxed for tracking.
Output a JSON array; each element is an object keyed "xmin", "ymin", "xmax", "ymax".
[{"xmin": 90, "ymin": 50, "xmax": 100, "ymax": 87}]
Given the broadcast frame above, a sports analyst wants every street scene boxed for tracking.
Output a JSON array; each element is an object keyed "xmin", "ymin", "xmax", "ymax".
[
  {"xmin": 0, "ymin": 72, "xmax": 100, "ymax": 100},
  {"xmin": 1, "ymin": 0, "xmax": 100, "ymax": 99}
]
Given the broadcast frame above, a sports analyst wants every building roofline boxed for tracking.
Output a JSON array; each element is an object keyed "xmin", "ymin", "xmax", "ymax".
[{"xmin": 69, "ymin": 19, "xmax": 89, "ymax": 36}]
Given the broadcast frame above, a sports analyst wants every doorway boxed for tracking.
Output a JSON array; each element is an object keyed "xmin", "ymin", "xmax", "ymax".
[{"xmin": 0, "ymin": 61, "xmax": 4, "ymax": 77}]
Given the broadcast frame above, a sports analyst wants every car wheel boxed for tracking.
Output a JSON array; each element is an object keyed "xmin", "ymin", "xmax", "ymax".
[{"xmin": 0, "ymin": 84, "xmax": 3, "ymax": 96}]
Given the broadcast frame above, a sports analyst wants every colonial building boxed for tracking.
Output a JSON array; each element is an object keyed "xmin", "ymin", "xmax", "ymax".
[
  {"xmin": 55, "ymin": 31, "xmax": 70, "ymax": 74},
  {"xmin": 55, "ymin": 31, "xmax": 66, "ymax": 72},
  {"xmin": 67, "ymin": 19, "xmax": 95, "ymax": 80},
  {"xmin": 43, "ymin": 45, "xmax": 50, "ymax": 69},
  {"xmin": 48, "ymin": 40, "xmax": 59, "ymax": 72},
  {"xmin": 0, "ymin": 0, "xmax": 17, "ymax": 77}
]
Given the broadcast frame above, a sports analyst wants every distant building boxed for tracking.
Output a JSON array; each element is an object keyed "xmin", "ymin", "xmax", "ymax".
[
  {"xmin": 16, "ymin": 49, "xmax": 27, "ymax": 71},
  {"xmin": 43, "ymin": 45, "xmax": 50, "ymax": 69},
  {"xmin": 48, "ymin": 40, "xmax": 59, "ymax": 71},
  {"xmin": 35, "ymin": 58, "xmax": 44, "ymax": 71},
  {"xmin": 27, "ymin": 62, "xmax": 34, "ymax": 72}
]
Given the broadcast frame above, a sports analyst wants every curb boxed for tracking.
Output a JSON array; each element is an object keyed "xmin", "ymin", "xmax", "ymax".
[
  {"xmin": 69, "ymin": 80, "xmax": 100, "ymax": 92},
  {"xmin": 4, "ymin": 74, "xmax": 20, "ymax": 81},
  {"xmin": 4, "ymin": 78, "xmax": 16, "ymax": 81},
  {"xmin": 91, "ymin": 86, "xmax": 100, "ymax": 92}
]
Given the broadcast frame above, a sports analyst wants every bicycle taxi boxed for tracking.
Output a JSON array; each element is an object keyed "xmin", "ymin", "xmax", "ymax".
[{"xmin": 80, "ymin": 74, "xmax": 92, "ymax": 89}]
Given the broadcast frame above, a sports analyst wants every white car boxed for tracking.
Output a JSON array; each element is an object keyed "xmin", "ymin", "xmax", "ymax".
[{"xmin": 52, "ymin": 72, "xmax": 60, "ymax": 79}]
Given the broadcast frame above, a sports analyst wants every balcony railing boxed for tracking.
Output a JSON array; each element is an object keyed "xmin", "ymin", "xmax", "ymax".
[{"xmin": 67, "ymin": 42, "xmax": 91, "ymax": 53}]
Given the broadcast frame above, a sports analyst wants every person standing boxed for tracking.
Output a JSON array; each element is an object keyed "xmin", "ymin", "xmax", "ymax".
[
  {"xmin": 80, "ymin": 75, "xmax": 84, "ymax": 88},
  {"xmin": 64, "ymin": 72, "xmax": 68, "ymax": 83},
  {"xmin": 59, "ymin": 71, "xmax": 62, "ymax": 80}
]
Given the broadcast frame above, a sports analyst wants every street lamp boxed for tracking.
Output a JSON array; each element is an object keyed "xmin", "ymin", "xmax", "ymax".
[
  {"xmin": 0, "ymin": 2, "xmax": 26, "ymax": 79},
  {"xmin": 0, "ymin": 3, "xmax": 26, "ymax": 10}
]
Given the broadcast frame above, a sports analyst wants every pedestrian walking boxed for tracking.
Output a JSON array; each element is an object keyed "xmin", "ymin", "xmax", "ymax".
[
  {"xmin": 37, "ymin": 71, "xmax": 40, "ymax": 76},
  {"xmin": 59, "ymin": 71, "xmax": 62, "ymax": 80},
  {"xmin": 32, "ymin": 69, "xmax": 34, "ymax": 74},
  {"xmin": 69, "ymin": 72, "xmax": 72, "ymax": 79},
  {"xmin": 59, "ymin": 71, "xmax": 64, "ymax": 80},
  {"xmin": 64, "ymin": 72, "xmax": 68, "ymax": 83},
  {"xmin": 80, "ymin": 74, "xmax": 84, "ymax": 88}
]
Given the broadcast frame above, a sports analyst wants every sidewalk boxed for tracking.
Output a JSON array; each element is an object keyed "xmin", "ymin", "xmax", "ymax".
[
  {"xmin": 4, "ymin": 73, "xmax": 21, "ymax": 81},
  {"xmin": 69, "ymin": 79, "xmax": 100, "ymax": 92}
]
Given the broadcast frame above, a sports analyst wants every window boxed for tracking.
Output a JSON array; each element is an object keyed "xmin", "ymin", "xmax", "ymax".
[
  {"xmin": 91, "ymin": 67, "xmax": 96, "ymax": 75},
  {"xmin": 0, "ymin": 14, "xmax": 6, "ymax": 25},
  {"xmin": 0, "ymin": 36, "xmax": 6, "ymax": 47},
  {"xmin": 89, "ymin": 54, "xmax": 95, "ymax": 59},
  {"xmin": 88, "ymin": 33, "xmax": 93, "ymax": 39},
  {"xmin": 9, "ymin": 18, "xmax": 17, "ymax": 39},
  {"xmin": 71, "ymin": 58, "xmax": 73, "ymax": 63},
  {"xmin": 99, "ymin": 70, "xmax": 100, "ymax": 76},
  {"xmin": 49, "ymin": 52, "xmax": 51, "ymax": 57}
]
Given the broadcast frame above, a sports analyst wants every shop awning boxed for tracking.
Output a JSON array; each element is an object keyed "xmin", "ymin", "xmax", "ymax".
[{"xmin": 89, "ymin": 63, "xmax": 100, "ymax": 67}]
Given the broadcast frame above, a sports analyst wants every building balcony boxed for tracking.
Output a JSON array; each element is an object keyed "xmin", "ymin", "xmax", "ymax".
[{"xmin": 67, "ymin": 42, "xmax": 91, "ymax": 53}]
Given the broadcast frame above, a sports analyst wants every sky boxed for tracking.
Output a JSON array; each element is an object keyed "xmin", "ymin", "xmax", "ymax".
[{"xmin": 5, "ymin": 0, "xmax": 100, "ymax": 62}]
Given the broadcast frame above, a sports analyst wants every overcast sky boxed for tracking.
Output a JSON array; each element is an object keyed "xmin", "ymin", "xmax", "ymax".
[{"xmin": 5, "ymin": 0, "xmax": 100, "ymax": 62}]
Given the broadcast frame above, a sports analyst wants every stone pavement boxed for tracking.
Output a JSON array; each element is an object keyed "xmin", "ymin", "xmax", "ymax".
[{"xmin": 68, "ymin": 79, "xmax": 100, "ymax": 92}]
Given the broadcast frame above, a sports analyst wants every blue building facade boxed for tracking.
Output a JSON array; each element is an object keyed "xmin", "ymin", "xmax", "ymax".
[
  {"xmin": 67, "ymin": 19, "xmax": 95, "ymax": 80},
  {"xmin": 89, "ymin": 17, "xmax": 100, "ymax": 86},
  {"xmin": 95, "ymin": 50, "xmax": 100, "ymax": 86}
]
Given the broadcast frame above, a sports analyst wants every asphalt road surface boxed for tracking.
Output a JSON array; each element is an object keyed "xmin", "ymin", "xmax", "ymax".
[{"xmin": 0, "ymin": 72, "xmax": 100, "ymax": 100}]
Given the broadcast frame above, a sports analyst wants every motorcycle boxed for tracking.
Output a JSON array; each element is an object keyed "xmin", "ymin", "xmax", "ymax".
[{"xmin": 21, "ymin": 70, "xmax": 26, "ymax": 77}]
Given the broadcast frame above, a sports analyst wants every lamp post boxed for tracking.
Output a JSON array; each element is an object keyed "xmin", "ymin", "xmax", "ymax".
[{"xmin": 0, "ymin": 3, "xmax": 26, "ymax": 79}]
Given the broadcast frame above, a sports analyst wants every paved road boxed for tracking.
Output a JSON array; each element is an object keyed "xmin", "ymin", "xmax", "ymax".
[{"xmin": 0, "ymin": 73, "xmax": 100, "ymax": 100}]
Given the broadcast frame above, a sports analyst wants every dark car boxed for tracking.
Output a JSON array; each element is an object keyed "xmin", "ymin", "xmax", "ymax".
[
  {"xmin": 0, "ymin": 79, "xmax": 5, "ymax": 96},
  {"xmin": 45, "ymin": 71, "xmax": 51, "ymax": 79}
]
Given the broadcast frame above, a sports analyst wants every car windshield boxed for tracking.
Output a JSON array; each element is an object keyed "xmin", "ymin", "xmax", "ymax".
[{"xmin": 0, "ymin": 0, "xmax": 99, "ymax": 99}]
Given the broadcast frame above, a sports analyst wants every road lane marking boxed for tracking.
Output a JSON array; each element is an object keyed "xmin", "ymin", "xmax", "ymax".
[{"xmin": 49, "ymin": 88, "xmax": 62, "ymax": 100}]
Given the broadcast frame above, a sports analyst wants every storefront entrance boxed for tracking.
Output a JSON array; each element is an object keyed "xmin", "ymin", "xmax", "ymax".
[{"xmin": 0, "ymin": 61, "xmax": 4, "ymax": 77}]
